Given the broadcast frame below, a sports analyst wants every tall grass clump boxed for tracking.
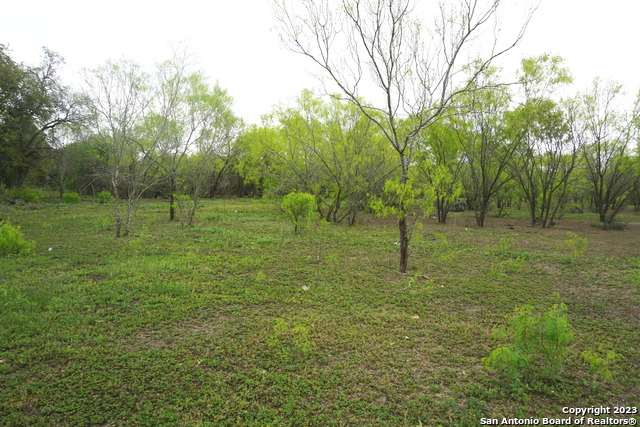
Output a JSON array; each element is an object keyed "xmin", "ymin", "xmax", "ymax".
[{"xmin": 7, "ymin": 187, "xmax": 42, "ymax": 203}]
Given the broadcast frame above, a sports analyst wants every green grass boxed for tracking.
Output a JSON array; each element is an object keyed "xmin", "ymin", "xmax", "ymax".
[{"xmin": 1, "ymin": 200, "xmax": 639, "ymax": 425}]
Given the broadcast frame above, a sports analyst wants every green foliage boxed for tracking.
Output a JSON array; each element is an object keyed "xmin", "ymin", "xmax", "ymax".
[
  {"xmin": 483, "ymin": 303, "xmax": 574, "ymax": 390},
  {"xmin": 582, "ymin": 347, "xmax": 622, "ymax": 383},
  {"xmin": 518, "ymin": 53, "xmax": 573, "ymax": 97},
  {"xmin": 369, "ymin": 178, "xmax": 435, "ymax": 221},
  {"xmin": 0, "ymin": 46, "xmax": 77, "ymax": 188},
  {"xmin": 281, "ymin": 192, "xmax": 318, "ymax": 232},
  {"xmin": 488, "ymin": 256, "xmax": 527, "ymax": 279},
  {"xmin": 7, "ymin": 187, "xmax": 42, "ymax": 203},
  {"xmin": 0, "ymin": 220, "xmax": 35, "ymax": 256},
  {"xmin": 96, "ymin": 191, "xmax": 115, "ymax": 204},
  {"xmin": 562, "ymin": 232, "xmax": 588, "ymax": 258},
  {"xmin": 238, "ymin": 90, "xmax": 394, "ymax": 223},
  {"xmin": 62, "ymin": 192, "xmax": 80, "ymax": 203}
]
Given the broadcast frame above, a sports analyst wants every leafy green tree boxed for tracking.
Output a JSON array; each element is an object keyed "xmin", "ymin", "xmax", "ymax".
[
  {"xmin": 83, "ymin": 59, "xmax": 155, "ymax": 237},
  {"xmin": 416, "ymin": 120, "xmax": 464, "ymax": 223},
  {"xmin": 176, "ymin": 80, "xmax": 242, "ymax": 226},
  {"xmin": 0, "ymin": 45, "xmax": 85, "ymax": 188},
  {"xmin": 250, "ymin": 90, "xmax": 394, "ymax": 224},
  {"xmin": 572, "ymin": 79, "xmax": 640, "ymax": 225},
  {"xmin": 456, "ymin": 68, "xmax": 519, "ymax": 227},
  {"xmin": 281, "ymin": 192, "xmax": 318, "ymax": 232},
  {"xmin": 507, "ymin": 55, "xmax": 578, "ymax": 228},
  {"xmin": 276, "ymin": 0, "xmax": 533, "ymax": 271},
  {"xmin": 236, "ymin": 124, "xmax": 283, "ymax": 197},
  {"xmin": 149, "ymin": 53, "xmax": 196, "ymax": 221}
]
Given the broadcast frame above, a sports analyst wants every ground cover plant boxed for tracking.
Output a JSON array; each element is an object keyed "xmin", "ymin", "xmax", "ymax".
[{"xmin": 0, "ymin": 199, "xmax": 639, "ymax": 426}]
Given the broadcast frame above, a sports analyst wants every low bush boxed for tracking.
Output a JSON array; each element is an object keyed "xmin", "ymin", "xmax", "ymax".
[
  {"xmin": 7, "ymin": 187, "xmax": 42, "ymax": 203},
  {"xmin": 483, "ymin": 303, "xmax": 574, "ymax": 391},
  {"xmin": 97, "ymin": 191, "xmax": 115, "ymax": 204},
  {"xmin": 582, "ymin": 347, "xmax": 622, "ymax": 383},
  {"xmin": 173, "ymin": 194, "xmax": 191, "ymax": 227},
  {"xmin": 0, "ymin": 220, "xmax": 35, "ymax": 256},
  {"xmin": 449, "ymin": 198, "xmax": 467, "ymax": 212},
  {"xmin": 62, "ymin": 192, "xmax": 81, "ymax": 203}
]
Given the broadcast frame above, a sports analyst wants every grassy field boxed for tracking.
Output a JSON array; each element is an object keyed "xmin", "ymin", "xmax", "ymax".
[{"xmin": 1, "ymin": 199, "xmax": 639, "ymax": 426}]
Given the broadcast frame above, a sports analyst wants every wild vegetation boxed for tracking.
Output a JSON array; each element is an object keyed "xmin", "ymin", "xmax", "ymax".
[{"xmin": 1, "ymin": 0, "xmax": 640, "ymax": 424}]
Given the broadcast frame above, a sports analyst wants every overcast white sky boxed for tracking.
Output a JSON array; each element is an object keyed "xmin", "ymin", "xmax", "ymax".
[{"xmin": 2, "ymin": 0, "xmax": 639, "ymax": 124}]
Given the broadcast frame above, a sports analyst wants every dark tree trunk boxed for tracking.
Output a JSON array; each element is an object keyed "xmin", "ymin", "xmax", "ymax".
[
  {"xmin": 112, "ymin": 176, "xmax": 122, "ymax": 238},
  {"xmin": 399, "ymin": 215, "xmax": 409, "ymax": 273},
  {"xmin": 169, "ymin": 193, "xmax": 175, "ymax": 221},
  {"xmin": 476, "ymin": 207, "xmax": 487, "ymax": 227}
]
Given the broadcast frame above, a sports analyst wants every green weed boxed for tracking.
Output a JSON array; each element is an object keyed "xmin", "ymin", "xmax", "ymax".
[
  {"xmin": 483, "ymin": 303, "xmax": 574, "ymax": 393},
  {"xmin": 0, "ymin": 221, "xmax": 35, "ymax": 256},
  {"xmin": 582, "ymin": 347, "xmax": 622, "ymax": 384}
]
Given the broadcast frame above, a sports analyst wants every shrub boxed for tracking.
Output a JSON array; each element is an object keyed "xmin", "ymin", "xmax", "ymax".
[
  {"xmin": 483, "ymin": 303, "xmax": 574, "ymax": 389},
  {"xmin": 281, "ymin": 192, "xmax": 318, "ymax": 232},
  {"xmin": 0, "ymin": 221, "xmax": 35, "ymax": 256},
  {"xmin": 62, "ymin": 192, "xmax": 81, "ymax": 203},
  {"xmin": 96, "ymin": 191, "xmax": 115, "ymax": 204},
  {"xmin": 7, "ymin": 187, "xmax": 42, "ymax": 203},
  {"xmin": 449, "ymin": 198, "xmax": 467, "ymax": 212},
  {"xmin": 562, "ymin": 232, "xmax": 588, "ymax": 258}
]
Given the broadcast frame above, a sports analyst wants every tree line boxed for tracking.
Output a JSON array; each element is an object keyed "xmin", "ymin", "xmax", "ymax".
[{"xmin": 1, "ymin": 47, "xmax": 639, "ymax": 231}]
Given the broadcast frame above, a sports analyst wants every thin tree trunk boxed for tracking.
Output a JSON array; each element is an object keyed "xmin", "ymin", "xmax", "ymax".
[
  {"xmin": 398, "ymin": 156, "xmax": 410, "ymax": 273},
  {"xmin": 124, "ymin": 199, "xmax": 134, "ymax": 236},
  {"xmin": 112, "ymin": 176, "xmax": 122, "ymax": 238},
  {"xmin": 476, "ymin": 205, "xmax": 487, "ymax": 227},
  {"xmin": 188, "ymin": 197, "xmax": 198, "ymax": 227},
  {"xmin": 399, "ymin": 215, "xmax": 409, "ymax": 273},
  {"xmin": 169, "ymin": 175, "xmax": 176, "ymax": 221},
  {"xmin": 169, "ymin": 193, "xmax": 175, "ymax": 221}
]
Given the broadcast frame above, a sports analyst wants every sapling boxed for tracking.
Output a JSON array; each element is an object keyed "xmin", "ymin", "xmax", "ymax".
[
  {"xmin": 483, "ymin": 303, "xmax": 574, "ymax": 388},
  {"xmin": 281, "ymin": 192, "xmax": 318, "ymax": 232}
]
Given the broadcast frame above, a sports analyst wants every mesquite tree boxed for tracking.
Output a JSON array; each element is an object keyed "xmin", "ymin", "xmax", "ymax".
[
  {"xmin": 507, "ymin": 54, "xmax": 578, "ymax": 228},
  {"xmin": 573, "ymin": 79, "xmax": 640, "ymax": 225},
  {"xmin": 275, "ymin": 0, "xmax": 534, "ymax": 272}
]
